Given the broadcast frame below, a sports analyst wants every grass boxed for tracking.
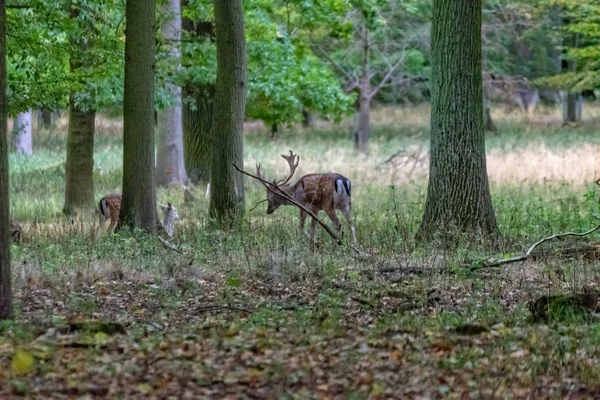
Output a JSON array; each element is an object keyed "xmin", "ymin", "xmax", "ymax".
[{"xmin": 2, "ymin": 105, "xmax": 600, "ymax": 398}]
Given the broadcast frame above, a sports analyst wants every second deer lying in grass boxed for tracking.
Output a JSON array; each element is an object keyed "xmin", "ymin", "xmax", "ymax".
[
  {"xmin": 258, "ymin": 151, "xmax": 357, "ymax": 245},
  {"xmin": 98, "ymin": 194, "xmax": 180, "ymax": 236}
]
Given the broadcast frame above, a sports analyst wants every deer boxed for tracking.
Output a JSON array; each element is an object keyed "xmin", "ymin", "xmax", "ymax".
[
  {"xmin": 98, "ymin": 194, "xmax": 180, "ymax": 236},
  {"xmin": 257, "ymin": 151, "xmax": 357, "ymax": 246}
]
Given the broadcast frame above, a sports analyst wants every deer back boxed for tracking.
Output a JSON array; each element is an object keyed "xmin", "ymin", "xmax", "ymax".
[
  {"xmin": 294, "ymin": 173, "xmax": 351, "ymax": 210},
  {"xmin": 99, "ymin": 194, "xmax": 122, "ymax": 222}
]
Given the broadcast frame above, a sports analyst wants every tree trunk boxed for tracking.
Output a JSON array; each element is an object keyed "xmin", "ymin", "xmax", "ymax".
[
  {"xmin": 209, "ymin": 0, "xmax": 247, "ymax": 224},
  {"xmin": 355, "ymin": 24, "xmax": 370, "ymax": 153},
  {"xmin": 119, "ymin": 0, "xmax": 157, "ymax": 231},
  {"xmin": 564, "ymin": 33, "xmax": 581, "ymax": 124},
  {"xmin": 64, "ymin": 103, "xmax": 95, "ymax": 214},
  {"xmin": 42, "ymin": 108, "xmax": 52, "ymax": 128},
  {"xmin": 182, "ymin": 84, "xmax": 214, "ymax": 183},
  {"xmin": 302, "ymin": 108, "xmax": 315, "ymax": 128},
  {"xmin": 271, "ymin": 123, "xmax": 279, "ymax": 139},
  {"xmin": 0, "ymin": 0, "xmax": 11, "ymax": 320},
  {"xmin": 156, "ymin": 0, "xmax": 187, "ymax": 186},
  {"xmin": 12, "ymin": 109, "xmax": 32, "ymax": 155},
  {"xmin": 416, "ymin": 0, "xmax": 499, "ymax": 244}
]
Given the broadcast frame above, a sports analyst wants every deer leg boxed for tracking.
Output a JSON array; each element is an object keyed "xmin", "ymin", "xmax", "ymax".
[
  {"xmin": 299, "ymin": 210, "xmax": 310, "ymax": 239},
  {"xmin": 107, "ymin": 218, "xmax": 117, "ymax": 233},
  {"xmin": 340, "ymin": 207, "xmax": 357, "ymax": 245},
  {"xmin": 324, "ymin": 207, "xmax": 342, "ymax": 238},
  {"xmin": 309, "ymin": 214, "xmax": 318, "ymax": 246}
]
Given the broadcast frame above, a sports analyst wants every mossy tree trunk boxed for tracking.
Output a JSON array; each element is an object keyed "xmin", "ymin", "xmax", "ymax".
[
  {"xmin": 182, "ymin": 83, "xmax": 214, "ymax": 183},
  {"xmin": 181, "ymin": 13, "xmax": 214, "ymax": 184},
  {"xmin": 416, "ymin": 0, "xmax": 499, "ymax": 244},
  {"xmin": 156, "ymin": 0, "xmax": 188, "ymax": 186},
  {"xmin": 118, "ymin": 0, "xmax": 157, "ymax": 231},
  {"xmin": 64, "ymin": 100, "xmax": 95, "ymax": 214},
  {"xmin": 208, "ymin": 0, "xmax": 247, "ymax": 224},
  {"xmin": 0, "ymin": 0, "xmax": 12, "ymax": 319}
]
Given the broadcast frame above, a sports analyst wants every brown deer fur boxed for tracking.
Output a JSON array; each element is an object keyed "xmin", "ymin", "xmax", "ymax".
[{"xmin": 260, "ymin": 152, "xmax": 357, "ymax": 245}]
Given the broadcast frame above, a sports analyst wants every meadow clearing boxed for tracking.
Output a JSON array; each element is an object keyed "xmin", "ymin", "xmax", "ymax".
[{"xmin": 2, "ymin": 105, "xmax": 600, "ymax": 399}]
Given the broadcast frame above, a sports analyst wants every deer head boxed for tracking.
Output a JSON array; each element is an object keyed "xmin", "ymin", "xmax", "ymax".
[{"xmin": 256, "ymin": 150, "xmax": 299, "ymax": 214}]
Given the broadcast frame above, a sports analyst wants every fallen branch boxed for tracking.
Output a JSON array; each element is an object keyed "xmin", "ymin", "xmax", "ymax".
[
  {"xmin": 234, "ymin": 163, "xmax": 342, "ymax": 245},
  {"xmin": 473, "ymin": 224, "xmax": 600, "ymax": 271},
  {"xmin": 195, "ymin": 305, "xmax": 253, "ymax": 314},
  {"xmin": 157, "ymin": 235, "xmax": 182, "ymax": 253}
]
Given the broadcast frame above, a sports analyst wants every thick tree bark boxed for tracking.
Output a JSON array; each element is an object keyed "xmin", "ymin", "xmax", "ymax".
[
  {"xmin": 182, "ymin": 84, "xmax": 214, "ymax": 183},
  {"xmin": 355, "ymin": 25, "xmax": 370, "ymax": 153},
  {"xmin": 181, "ymin": 14, "xmax": 214, "ymax": 184},
  {"xmin": 0, "ymin": 0, "xmax": 11, "ymax": 320},
  {"xmin": 12, "ymin": 109, "xmax": 32, "ymax": 155},
  {"xmin": 156, "ymin": 0, "xmax": 187, "ymax": 186},
  {"xmin": 416, "ymin": 0, "xmax": 499, "ymax": 244},
  {"xmin": 64, "ymin": 103, "xmax": 95, "ymax": 214},
  {"xmin": 209, "ymin": 0, "xmax": 247, "ymax": 224},
  {"xmin": 119, "ymin": 0, "xmax": 157, "ymax": 231}
]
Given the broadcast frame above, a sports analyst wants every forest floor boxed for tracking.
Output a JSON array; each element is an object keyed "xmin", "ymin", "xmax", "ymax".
[{"xmin": 2, "ymin": 106, "xmax": 600, "ymax": 399}]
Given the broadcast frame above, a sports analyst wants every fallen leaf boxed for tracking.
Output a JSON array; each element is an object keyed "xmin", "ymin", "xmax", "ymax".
[{"xmin": 11, "ymin": 350, "xmax": 35, "ymax": 376}]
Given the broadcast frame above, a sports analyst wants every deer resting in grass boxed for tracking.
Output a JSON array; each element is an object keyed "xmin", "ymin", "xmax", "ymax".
[
  {"xmin": 98, "ymin": 194, "xmax": 180, "ymax": 236},
  {"xmin": 258, "ymin": 151, "xmax": 357, "ymax": 245}
]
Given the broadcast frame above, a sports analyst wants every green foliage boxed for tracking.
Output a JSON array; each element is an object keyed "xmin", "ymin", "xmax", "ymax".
[
  {"xmin": 178, "ymin": 0, "xmax": 353, "ymax": 126},
  {"xmin": 534, "ymin": 0, "xmax": 600, "ymax": 91}
]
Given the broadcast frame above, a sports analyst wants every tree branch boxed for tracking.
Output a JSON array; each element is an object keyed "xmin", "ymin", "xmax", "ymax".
[
  {"xmin": 233, "ymin": 164, "xmax": 342, "ymax": 245},
  {"xmin": 472, "ymin": 224, "xmax": 600, "ymax": 271}
]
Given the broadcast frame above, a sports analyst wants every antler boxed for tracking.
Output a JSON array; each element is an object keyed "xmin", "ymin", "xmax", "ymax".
[
  {"xmin": 256, "ymin": 163, "xmax": 269, "ymax": 189},
  {"xmin": 277, "ymin": 150, "xmax": 299, "ymax": 186}
]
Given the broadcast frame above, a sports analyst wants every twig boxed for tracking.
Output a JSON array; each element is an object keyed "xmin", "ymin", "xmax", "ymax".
[
  {"xmin": 473, "ymin": 224, "xmax": 600, "ymax": 271},
  {"xmin": 233, "ymin": 163, "xmax": 343, "ymax": 245},
  {"xmin": 195, "ymin": 305, "xmax": 253, "ymax": 314}
]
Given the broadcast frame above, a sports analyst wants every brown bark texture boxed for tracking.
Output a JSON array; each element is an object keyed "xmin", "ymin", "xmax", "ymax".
[
  {"xmin": 119, "ymin": 0, "xmax": 157, "ymax": 231},
  {"xmin": 0, "ymin": 0, "xmax": 12, "ymax": 319},
  {"xmin": 208, "ymin": 0, "xmax": 247, "ymax": 224},
  {"xmin": 416, "ymin": 0, "xmax": 499, "ymax": 243}
]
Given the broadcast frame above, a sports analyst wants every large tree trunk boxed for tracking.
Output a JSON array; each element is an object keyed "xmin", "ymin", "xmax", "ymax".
[
  {"xmin": 563, "ymin": 33, "xmax": 581, "ymax": 124},
  {"xmin": 0, "ymin": 0, "xmax": 12, "ymax": 320},
  {"xmin": 181, "ymin": 13, "xmax": 214, "ymax": 184},
  {"xmin": 416, "ymin": 0, "xmax": 499, "ymax": 244},
  {"xmin": 64, "ymin": 103, "xmax": 95, "ymax": 214},
  {"xmin": 156, "ymin": 0, "xmax": 187, "ymax": 186},
  {"xmin": 12, "ymin": 109, "xmax": 32, "ymax": 155},
  {"xmin": 209, "ymin": 0, "xmax": 247, "ymax": 224},
  {"xmin": 119, "ymin": 0, "xmax": 157, "ymax": 231},
  {"xmin": 355, "ymin": 24, "xmax": 370, "ymax": 153},
  {"xmin": 182, "ymin": 84, "xmax": 214, "ymax": 183}
]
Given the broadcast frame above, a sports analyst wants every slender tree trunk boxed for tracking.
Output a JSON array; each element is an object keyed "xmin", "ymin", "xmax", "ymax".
[
  {"xmin": 41, "ymin": 108, "xmax": 52, "ymax": 129},
  {"xmin": 119, "ymin": 0, "xmax": 157, "ymax": 231},
  {"xmin": 416, "ymin": 0, "xmax": 499, "ymax": 244},
  {"xmin": 0, "ymin": 0, "xmax": 12, "ymax": 320},
  {"xmin": 302, "ymin": 107, "xmax": 314, "ymax": 128},
  {"xmin": 12, "ymin": 109, "xmax": 32, "ymax": 155},
  {"xmin": 182, "ymin": 84, "xmax": 214, "ymax": 183},
  {"xmin": 564, "ymin": 33, "xmax": 581, "ymax": 124},
  {"xmin": 156, "ymin": 0, "xmax": 187, "ymax": 186},
  {"xmin": 209, "ymin": 0, "xmax": 247, "ymax": 224},
  {"xmin": 355, "ymin": 24, "xmax": 370, "ymax": 152},
  {"xmin": 64, "ymin": 102, "xmax": 95, "ymax": 214}
]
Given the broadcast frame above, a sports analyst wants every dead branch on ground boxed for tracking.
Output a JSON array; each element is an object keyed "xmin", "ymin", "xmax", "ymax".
[{"xmin": 472, "ymin": 224, "xmax": 600, "ymax": 271}]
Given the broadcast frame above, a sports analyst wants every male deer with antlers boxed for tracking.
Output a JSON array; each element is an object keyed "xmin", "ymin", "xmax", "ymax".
[{"xmin": 257, "ymin": 151, "xmax": 357, "ymax": 246}]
